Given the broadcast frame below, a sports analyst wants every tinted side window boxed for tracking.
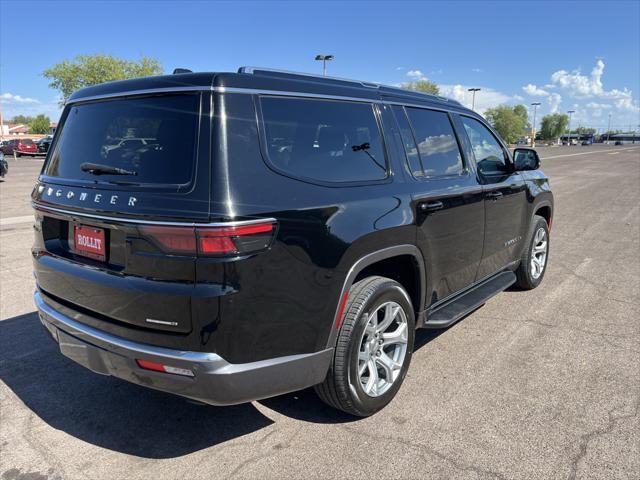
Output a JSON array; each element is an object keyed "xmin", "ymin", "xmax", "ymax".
[
  {"xmin": 391, "ymin": 105, "xmax": 424, "ymax": 177},
  {"xmin": 405, "ymin": 108, "xmax": 463, "ymax": 177},
  {"xmin": 260, "ymin": 97, "xmax": 387, "ymax": 183},
  {"xmin": 460, "ymin": 116, "xmax": 509, "ymax": 175}
]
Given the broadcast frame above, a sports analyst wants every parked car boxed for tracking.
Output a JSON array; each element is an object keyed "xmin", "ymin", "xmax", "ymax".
[
  {"xmin": 37, "ymin": 136, "xmax": 53, "ymax": 154},
  {"xmin": 0, "ymin": 151, "xmax": 7, "ymax": 178},
  {"xmin": 0, "ymin": 138, "xmax": 38, "ymax": 156},
  {"xmin": 32, "ymin": 67, "xmax": 553, "ymax": 416}
]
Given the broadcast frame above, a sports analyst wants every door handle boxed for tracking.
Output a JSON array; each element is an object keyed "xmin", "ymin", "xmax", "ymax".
[
  {"xmin": 420, "ymin": 201, "xmax": 444, "ymax": 212},
  {"xmin": 486, "ymin": 191, "xmax": 503, "ymax": 200}
]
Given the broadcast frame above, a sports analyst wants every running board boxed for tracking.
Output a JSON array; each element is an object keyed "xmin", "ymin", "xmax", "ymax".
[{"xmin": 424, "ymin": 271, "xmax": 516, "ymax": 329}]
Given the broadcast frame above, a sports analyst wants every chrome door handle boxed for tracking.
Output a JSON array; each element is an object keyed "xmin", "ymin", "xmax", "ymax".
[{"xmin": 420, "ymin": 201, "xmax": 444, "ymax": 212}]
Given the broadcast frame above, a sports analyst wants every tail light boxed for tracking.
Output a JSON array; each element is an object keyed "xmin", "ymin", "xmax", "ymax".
[{"xmin": 141, "ymin": 219, "xmax": 276, "ymax": 257}]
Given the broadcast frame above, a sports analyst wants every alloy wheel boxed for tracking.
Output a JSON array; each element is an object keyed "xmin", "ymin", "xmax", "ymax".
[
  {"xmin": 530, "ymin": 227, "xmax": 548, "ymax": 279},
  {"xmin": 357, "ymin": 301, "xmax": 408, "ymax": 397}
]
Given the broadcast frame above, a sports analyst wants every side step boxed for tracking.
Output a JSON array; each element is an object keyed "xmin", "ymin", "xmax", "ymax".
[{"xmin": 424, "ymin": 271, "xmax": 516, "ymax": 329}]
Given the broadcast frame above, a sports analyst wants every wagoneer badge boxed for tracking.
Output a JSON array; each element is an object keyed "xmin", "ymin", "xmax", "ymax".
[{"xmin": 44, "ymin": 187, "xmax": 137, "ymax": 207}]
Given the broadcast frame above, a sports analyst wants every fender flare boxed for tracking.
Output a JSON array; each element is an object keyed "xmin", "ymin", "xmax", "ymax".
[
  {"xmin": 325, "ymin": 244, "xmax": 426, "ymax": 349},
  {"xmin": 532, "ymin": 199, "xmax": 553, "ymax": 224}
]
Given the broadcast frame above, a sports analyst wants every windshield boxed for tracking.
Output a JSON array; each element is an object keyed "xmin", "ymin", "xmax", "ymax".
[{"xmin": 43, "ymin": 93, "xmax": 200, "ymax": 185}]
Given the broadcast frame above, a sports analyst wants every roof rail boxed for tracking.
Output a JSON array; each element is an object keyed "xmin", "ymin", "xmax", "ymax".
[
  {"xmin": 379, "ymin": 84, "xmax": 460, "ymax": 105},
  {"xmin": 238, "ymin": 66, "xmax": 379, "ymax": 88},
  {"xmin": 238, "ymin": 66, "xmax": 462, "ymax": 106}
]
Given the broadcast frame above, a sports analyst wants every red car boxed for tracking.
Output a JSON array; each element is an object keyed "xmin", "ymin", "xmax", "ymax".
[{"xmin": 0, "ymin": 138, "xmax": 38, "ymax": 156}]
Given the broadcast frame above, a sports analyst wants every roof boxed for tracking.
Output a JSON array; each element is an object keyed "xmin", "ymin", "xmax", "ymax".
[{"xmin": 67, "ymin": 67, "xmax": 467, "ymax": 113}]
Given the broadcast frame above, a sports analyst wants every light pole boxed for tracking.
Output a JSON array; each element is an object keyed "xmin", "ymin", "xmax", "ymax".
[
  {"xmin": 567, "ymin": 110, "xmax": 575, "ymax": 145},
  {"xmin": 468, "ymin": 88, "xmax": 481, "ymax": 110},
  {"xmin": 315, "ymin": 54, "xmax": 334, "ymax": 76},
  {"xmin": 531, "ymin": 102, "xmax": 541, "ymax": 147},
  {"xmin": 606, "ymin": 113, "xmax": 612, "ymax": 144}
]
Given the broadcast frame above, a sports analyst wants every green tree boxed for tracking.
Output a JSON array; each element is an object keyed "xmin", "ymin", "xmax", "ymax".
[
  {"xmin": 540, "ymin": 113, "xmax": 569, "ymax": 141},
  {"xmin": 29, "ymin": 114, "xmax": 51, "ymax": 134},
  {"xmin": 10, "ymin": 115, "xmax": 34, "ymax": 125},
  {"xmin": 400, "ymin": 79, "xmax": 440, "ymax": 95},
  {"xmin": 483, "ymin": 104, "xmax": 530, "ymax": 144},
  {"xmin": 43, "ymin": 54, "xmax": 163, "ymax": 105}
]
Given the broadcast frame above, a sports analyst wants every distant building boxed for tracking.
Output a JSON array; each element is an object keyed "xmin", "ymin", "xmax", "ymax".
[{"xmin": 8, "ymin": 124, "xmax": 29, "ymax": 135}]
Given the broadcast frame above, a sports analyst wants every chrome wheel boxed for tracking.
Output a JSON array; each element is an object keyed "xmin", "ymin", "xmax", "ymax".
[
  {"xmin": 357, "ymin": 301, "xmax": 408, "ymax": 397},
  {"xmin": 530, "ymin": 227, "xmax": 548, "ymax": 279}
]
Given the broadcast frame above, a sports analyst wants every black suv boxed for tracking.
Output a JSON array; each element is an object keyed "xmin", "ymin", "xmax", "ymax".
[{"xmin": 33, "ymin": 67, "xmax": 553, "ymax": 416}]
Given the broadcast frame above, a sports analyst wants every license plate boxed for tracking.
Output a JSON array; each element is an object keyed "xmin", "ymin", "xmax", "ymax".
[{"xmin": 74, "ymin": 225, "xmax": 106, "ymax": 261}]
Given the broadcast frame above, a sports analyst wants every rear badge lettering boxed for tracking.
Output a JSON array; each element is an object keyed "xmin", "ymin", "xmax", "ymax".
[{"xmin": 42, "ymin": 186, "xmax": 137, "ymax": 209}]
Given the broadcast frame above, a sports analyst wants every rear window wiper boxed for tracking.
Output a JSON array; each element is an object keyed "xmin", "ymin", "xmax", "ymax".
[{"xmin": 80, "ymin": 162, "xmax": 138, "ymax": 176}]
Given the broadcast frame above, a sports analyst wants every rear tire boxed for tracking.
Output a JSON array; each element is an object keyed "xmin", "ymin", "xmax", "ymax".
[
  {"xmin": 515, "ymin": 215, "xmax": 549, "ymax": 289},
  {"xmin": 315, "ymin": 276, "xmax": 415, "ymax": 417}
]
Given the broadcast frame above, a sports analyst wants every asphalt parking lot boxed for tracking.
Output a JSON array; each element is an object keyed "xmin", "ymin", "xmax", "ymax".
[{"xmin": 1, "ymin": 144, "xmax": 638, "ymax": 479}]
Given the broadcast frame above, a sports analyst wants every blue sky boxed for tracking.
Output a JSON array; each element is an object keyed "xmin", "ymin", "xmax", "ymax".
[{"xmin": 1, "ymin": 0, "xmax": 639, "ymax": 130}]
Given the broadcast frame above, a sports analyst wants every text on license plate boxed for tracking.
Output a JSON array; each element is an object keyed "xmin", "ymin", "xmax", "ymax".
[{"xmin": 74, "ymin": 225, "xmax": 106, "ymax": 261}]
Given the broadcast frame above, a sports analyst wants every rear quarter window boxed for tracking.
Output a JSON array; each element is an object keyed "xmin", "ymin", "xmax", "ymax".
[
  {"xmin": 259, "ymin": 96, "xmax": 388, "ymax": 184},
  {"xmin": 43, "ymin": 93, "xmax": 200, "ymax": 186}
]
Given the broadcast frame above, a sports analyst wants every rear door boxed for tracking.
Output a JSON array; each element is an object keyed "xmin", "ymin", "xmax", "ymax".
[
  {"xmin": 32, "ymin": 92, "xmax": 211, "ymax": 333},
  {"xmin": 457, "ymin": 115, "xmax": 528, "ymax": 279},
  {"xmin": 392, "ymin": 105, "xmax": 484, "ymax": 304}
]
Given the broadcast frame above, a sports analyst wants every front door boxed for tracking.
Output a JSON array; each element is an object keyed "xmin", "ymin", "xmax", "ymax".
[
  {"xmin": 458, "ymin": 115, "xmax": 528, "ymax": 280},
  {"xmin": 392, "ymin": 105, "xmax": 485, "ymax": 305}
]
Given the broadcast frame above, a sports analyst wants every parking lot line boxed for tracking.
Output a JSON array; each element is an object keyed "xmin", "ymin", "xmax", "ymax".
[{"xmin": 541, "ymin": 147, "xmax": 639, "ymax": 160}]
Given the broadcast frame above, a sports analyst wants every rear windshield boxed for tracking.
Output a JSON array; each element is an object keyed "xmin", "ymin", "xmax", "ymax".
[{"xmin": 44, "ymin": 94, "xmax": 200, "ymax": 185}]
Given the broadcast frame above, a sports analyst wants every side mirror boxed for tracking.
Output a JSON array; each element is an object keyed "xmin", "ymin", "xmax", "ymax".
[{"xmin": 513, "ymin": 148, "xmax": 540, "ymax": 171}]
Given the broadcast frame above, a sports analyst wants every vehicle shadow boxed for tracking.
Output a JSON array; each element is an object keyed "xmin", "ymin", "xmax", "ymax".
[
  {"xmin": 0, "ymin": 312, "xmax": 449, "ymax": 457},
  {"xmin": 0, "ymin": 312, "xmax": 274, "ymax": 459},
  {"xmin": 259, "ymin": 327, "xmax": 446, "ymax": 422}
]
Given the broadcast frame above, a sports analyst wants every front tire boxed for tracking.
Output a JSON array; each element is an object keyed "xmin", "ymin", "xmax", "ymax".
[
  {"xmin": 315, "ymin": 276, "xmax": 415, "ymax": 417},
  {"xmin": 515, "ymin": 215, "xmax": 549, "ymax": 289}
]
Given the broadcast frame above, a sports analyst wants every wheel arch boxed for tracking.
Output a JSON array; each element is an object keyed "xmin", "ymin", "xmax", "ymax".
[
  {"xmin": 533, "ymin": 200, "xmax": 553, "ymax": 229},
  {"xmin": 325, "ymin": 245, "xmax": 426, "ymax": 349}
]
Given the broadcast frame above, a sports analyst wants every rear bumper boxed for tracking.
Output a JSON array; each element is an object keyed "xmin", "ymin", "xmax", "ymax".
[{"xmin": 35, "ymin": 290, "xmax": 333, "ymax": 405}]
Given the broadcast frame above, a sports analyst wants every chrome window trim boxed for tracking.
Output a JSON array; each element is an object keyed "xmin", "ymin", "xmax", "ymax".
[
  {"xmin": 67, "ymin": 86, "xmax": 381, "ymax": 106},
  {"xmin": 66, "ymin": 85, "xmax": 466, "ymax": 110},
  {"xmin": 217, "ymin": 87, "xmax": 381, "ymax": 104},
  {"xmin": 32, "ymin": 202, "xmax": 276, "ymax": 227}
]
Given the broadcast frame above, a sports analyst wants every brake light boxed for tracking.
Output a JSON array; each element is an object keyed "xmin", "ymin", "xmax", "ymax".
[{"xmin": 141, "ymin": 220, "xmax": 276, "ymax": 256}]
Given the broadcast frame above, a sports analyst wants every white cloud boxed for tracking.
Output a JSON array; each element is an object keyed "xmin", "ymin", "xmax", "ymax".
[
  {"xmin": 406, "ymin": 70, "xmax": 424, "ymax": 79},
  {"xmin": 1, "ymin": 93, "xmax": 61, "ymax": 122},
  {"xmin": 0, "ymin": 92, "xmax": 40, "ymax": 104},
  {"xmin": 522, "ymin": 84, "xmax": 549, "ymax": 97},
  {"xmin": 586, "ymin": 102, "xmax": 611, "ymax": 109},
  {"xmin": 547, "ymin": 93, "xmax": 562, "ymax": 113},
  {"xmin": 438, "ymin": 84, "xmax": 516, "ymax": 114},
  {"xmin": 520, "ymin": 60, "xmax": 640, "ymax": 126}
]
